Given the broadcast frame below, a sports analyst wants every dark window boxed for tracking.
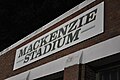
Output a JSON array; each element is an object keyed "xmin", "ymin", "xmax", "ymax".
[
  {"xmin": 97, "ymin": 66, "xmax": 120, "ymax": 80},
  {"xmin": 34, "ymin": 71, "xmax": 63, "ymax": 80}
]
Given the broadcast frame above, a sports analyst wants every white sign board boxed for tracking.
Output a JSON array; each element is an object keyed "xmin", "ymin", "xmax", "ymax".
[{"xmin": 14, "ymin": 2, "xmax": 104, "ymax": 70}]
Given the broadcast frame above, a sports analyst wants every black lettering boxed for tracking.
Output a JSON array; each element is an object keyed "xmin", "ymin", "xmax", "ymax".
[
  {"xmin": 78, "ymin": 15, "xmax": 85, "ymax": 28},
  {"xmin": 68, "ymin": 19, "xmax": 78, "ymax": 33},
  {"xmin": 51, "ymin": 40, "xmax": 57, "ymax": 51},
  {"xmin": 27, "ymin": 44, "xmax": 33, "ymax": 53},
  {"xmin": 57, "ymin": 37, "xmax": 66, "ymax": 48},
  {"xmin": 33, "ymin": 40, "xmax": 40, "ymax": 50},
  {"xmin": 18, "ymin": 46, "xmax": 28, "ymax": 58},
  {"xmin": 18, "ymin": 49, "xmax": 24, "ymax": 58},
  {"xmin": 24, "ymin": 46, "xmax": 28, "ymax": 55},
  {"xmin": 58, "ymin": 25, "xmax": 68, "ymax": 38},
  {"xmin": 86, "ymin": 9, "xmax": 97, "ymax": 24},
  {"xmin": 40, "ymin": 35, "xmax": 49, "ymax": 47},
  {"xmin": 66, "ymin": 28, "xmax": 81, "ymax": 45},
  {"xmin": 24, "ymin": 54, "xmax": 30, "ymax": 63},
  {"xmin": 30, "ymin": 50, "xmax": 37, "ymax": 60},
  {"xmin": 49, "ymin": 30, "xmax": 58, "ymax": 42},
  {"xmin": 43, "ymin": 43, "xmax": 52, "ymax": 54},
  {"xmin": 35, "ymin": 48, "xmax": 42, "ymax": 58}
]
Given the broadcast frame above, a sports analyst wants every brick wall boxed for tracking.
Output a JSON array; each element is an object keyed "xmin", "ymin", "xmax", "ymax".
[
  {"xmin": 0, "ymin": 0, "xmax": 120, "ymax": 79},
  {"xmin": 85, "ymin": 65, "xmax": 96, "ymax": 80}
]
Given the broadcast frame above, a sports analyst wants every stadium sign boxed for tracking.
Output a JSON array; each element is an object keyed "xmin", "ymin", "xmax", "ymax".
[{"xmin": 14, "ymin": 2, "xmax": 104, "ymax": 70}]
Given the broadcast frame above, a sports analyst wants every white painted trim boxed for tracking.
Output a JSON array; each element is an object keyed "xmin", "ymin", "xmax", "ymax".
[
  {"xmin": 82, "ymin": 35, "xmax": 120, "ymax": 64},
  {"xmin": 0, "ymin": 0, "xmax": 95, "ymax": 56},
  {"xmin": 5, "ymin": 71, "xmax": 30, "ymax": 80}
]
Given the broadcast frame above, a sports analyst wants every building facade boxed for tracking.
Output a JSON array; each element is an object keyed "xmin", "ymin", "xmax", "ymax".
[{"xmin": 0, "ymin": 0, "xmax": 120, "ymax": 80}]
